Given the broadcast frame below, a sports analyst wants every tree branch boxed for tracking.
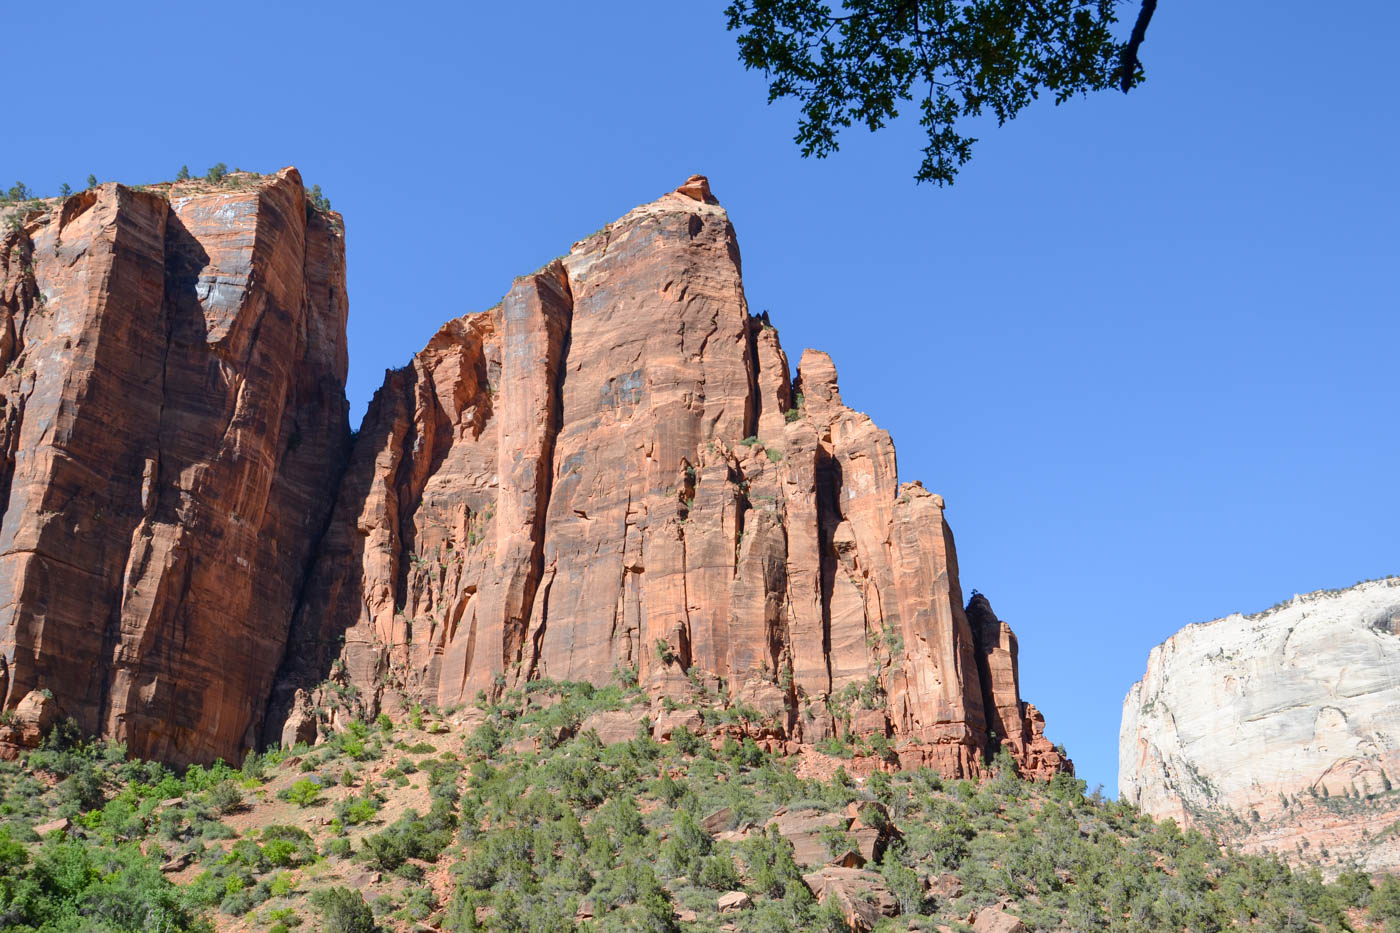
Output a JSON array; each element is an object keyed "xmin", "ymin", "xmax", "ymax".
[{"xmin": 1118, "ymin": 0, "xmax": 1157, "ymax": 92}]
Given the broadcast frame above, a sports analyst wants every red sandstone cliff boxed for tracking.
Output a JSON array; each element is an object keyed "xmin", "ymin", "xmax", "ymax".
[
  {"xmin": 0, "ymin": 169, "xmax": 349, "ymax": 766},
  {"xmin": 268, "ymin": 176, "xmax": 1069, "ymax": 780},
  {"xmin": 0, "ymin": 169, "xmax": 1066, "ymax": 778}
]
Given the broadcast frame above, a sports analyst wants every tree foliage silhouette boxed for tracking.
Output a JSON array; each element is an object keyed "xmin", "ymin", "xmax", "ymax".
[{"xmin": 726, "ymin": 0, "xmax": 1158, "ymax": 184}]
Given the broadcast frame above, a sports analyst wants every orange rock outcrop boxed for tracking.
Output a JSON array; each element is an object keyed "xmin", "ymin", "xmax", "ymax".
[
  {"xmin": 0, "ymin": 169, "xmax": 349, "ymax": 766},
  {"xmin": 0, "ymin": 170, "xmax": 1067, "ymax": 778},
  {"xmin": 267, "ymin": 177, "xmax": 1069, "ymax": 780}
]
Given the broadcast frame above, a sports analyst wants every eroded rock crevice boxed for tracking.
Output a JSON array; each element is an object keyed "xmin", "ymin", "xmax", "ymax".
[
  {"xmin": 0, "ymin": 170, "xmax": 349, "ymax": 766},
  {"xmin": 267, "ymin": 176, "xmax": 1069, "ymax": 781},
  {"xmin": 0, "ymin": 171, "xmax": 1070, "ymax": 781}
]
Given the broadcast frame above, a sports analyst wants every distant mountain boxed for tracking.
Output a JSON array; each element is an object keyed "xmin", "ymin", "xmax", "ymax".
[{"xmin": 1121, "ymin": 577, "xmax": 1400, "ymax": 874}]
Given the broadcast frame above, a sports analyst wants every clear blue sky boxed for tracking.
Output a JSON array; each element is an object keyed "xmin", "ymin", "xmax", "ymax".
[{"xmin": 6, "ymin": 1, "xmax": 1396, "ymax": 793}]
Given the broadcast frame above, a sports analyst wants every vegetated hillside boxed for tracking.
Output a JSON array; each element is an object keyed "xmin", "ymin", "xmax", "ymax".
[{"xmin": 0, "ymin": 683, "xmax": 1397, "ymax": 933}]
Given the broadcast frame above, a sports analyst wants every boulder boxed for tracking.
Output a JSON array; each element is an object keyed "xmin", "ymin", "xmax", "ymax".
[
  {"xmin": 927, "ymin": 872, "xmax": 963, "ymax": 899},
  {"xmin": 766, "ymin": 808, "xmax": 852, "ymax": 866},
  {"xmin": 0, "ymin": 689, "xmax": 60, "ymax": 754},
  {"xmin": 159, "ymin": 852, "xmax": 193, "ymax": 873},
  {"xmin": 802, "ymin": 866, "xmax": 899, "ymax": 931},
  {"xmin": 701, "ymin": 807, "xmax": 735, "ymax": 834},
  {"xmin": 33, "ymin": 818, "xmax": 70, "ymax": 837},
  {"xmin": 717, "ymin": 891, "xmax": 752, "ymax": 913},
  {"xmin": 580, "ymin": 710, "xmax": 641, "ymax": 746},
  {"xmin": 972, "ymin": 907, "xmax": 1027, "ymax": 933},
  {"xmin": 652, "ymin": 708, "xmax": 704, "ymax": 741},
  {"xmin": 279, "ymin": 688, "xmax": 320, "ymax": 749}
]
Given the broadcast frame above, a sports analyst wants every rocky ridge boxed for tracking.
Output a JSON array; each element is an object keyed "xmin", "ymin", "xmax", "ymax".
[
  {"xmin": 0, "ymin": 171, "xmax": 1067, "ymax": 781},
  {"xmin": 1120, "ymin": 577, "xmax": 1400, "ymax": 873}
]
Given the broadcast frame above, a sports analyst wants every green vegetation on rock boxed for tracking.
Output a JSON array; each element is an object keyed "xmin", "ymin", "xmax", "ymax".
[{"xmin": 0, "ymin": 684, "xmax": 1394, "ymax": 932}]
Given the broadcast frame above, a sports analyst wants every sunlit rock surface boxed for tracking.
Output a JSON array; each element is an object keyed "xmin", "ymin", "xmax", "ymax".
[{"xmin": 1121, "ymin": 577, "xmax": 1400, "ymax": 872}]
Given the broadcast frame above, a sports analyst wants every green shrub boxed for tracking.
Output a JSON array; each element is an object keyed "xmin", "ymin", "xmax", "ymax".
[
  {"xmin": 0, "ymin": 837, "xmax": 207, "ymax": 931},
  {"xmin": 264, "ymin": 906, "xmax": 300, "ymax": 929},
  {"xmin": 785, "ymin": 393, "xmax": 805, "ymax": 422},
  {"xmin": 323, "ymin": 837, "xmax": 353, "ymax": 859},
  {"xmin": 1373, "ymin": 875, "xmax": 1400, "ymax": 925},
  {"xmin": 696, "ymin": 851, "xmax": 742, "ymax": 890},
  {"xmin": 57, "ymin": 764, "xmax": 105, "ymax": 813},
  {"xmin": 337, "ymin": 792, "xmax": 380, "ymax": 825},
  {"xmin": 220, "ymin": 886, "xmax": 260, "ymax": 915},
  {"xmin": 311, "ymin": 886, "xmax": 375, "ymax": 933},
  {"xmin": 361, "ymin": 808, "xmax": 454, "ymax": 870},
  {"xmin": 741, "ymin": 828, "xmax": 805, "ymax": 899},
  {"xmin": 466, "ymin": 720, "xmax": 502, "ymax": 758},
  {"xmin": 284, "ymin": 779, "xmax": 322, "ymax": 808},
  {"xmin": 208, "ymin": 779, "xmax": 243, "ymax": 814},
  {"xmin": 880, "ymin": 846, "xmax": 927, "ymax": 915},
  {"xmin": 396, "ymin": 887, "xmax": 437, "ymax": 920}
]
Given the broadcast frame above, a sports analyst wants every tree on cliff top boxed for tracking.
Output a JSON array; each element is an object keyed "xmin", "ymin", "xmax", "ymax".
[{"xmin": 726, "ymin": 0, "xmax": 1158, "ymax": 185}]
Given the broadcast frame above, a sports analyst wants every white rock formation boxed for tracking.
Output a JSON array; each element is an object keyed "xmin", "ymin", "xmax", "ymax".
[{"xmin": 1121, "ymin": 578, "xmax": 1400, "ymax": 855}]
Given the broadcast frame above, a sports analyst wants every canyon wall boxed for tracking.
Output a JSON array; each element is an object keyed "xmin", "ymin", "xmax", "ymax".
[
  {"xmin": 268, "ymin": 176, "xmax": 1067, "ymax": 780},
  {"xmin": 1121, "ymin": 578, "xmax": 1400, "ymax": 873},
  {"xmin": 0, "ymin": 171, "xmax": 1067, "ymax": 779},
  {"xmin": 0, "ymin": 169, "xmax": 349, "ymax": 766}
]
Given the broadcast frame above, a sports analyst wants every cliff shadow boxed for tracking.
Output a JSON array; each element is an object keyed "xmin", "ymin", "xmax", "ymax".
[
  {"xmin": 813, "ymin": 443, "xmax": 845, "ymax": 701},
  {"xmin": 258, "ymin": 382, "xmax": 394, "ymax": 748},
  {"xmin": 90, "ymin": 209, "xmax": 214, "ymax": 744}
]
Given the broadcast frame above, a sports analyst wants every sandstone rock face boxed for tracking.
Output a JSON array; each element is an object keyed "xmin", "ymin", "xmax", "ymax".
[
  {"xmin": 966, "ymin": 593, "xmax": 1069, "ymax": 780},
  {"xmin": 716, "ymin": 890, "xmax": 752, "ymax": 913},
  {"xmin": 271, "ymin": 177, "xmax": 1068, "ymax": 781},
  {"xmin": 0, "ymin": 169, "xmax": 349, "ymax": 766},
  {"xmin": 1120, "ymin": 578, "xmax": 1400, "ymax": 873},
  {"xmin": 802, "ymin": 866, "xmax": 898, "ymax": 931},
  {"xmin": 0, "ymin": 169, "xmax": 1064, "ymax": 778},
  {"xmin": 972, "ymin": 906, "xmax": 1028, "ymax": 933}
]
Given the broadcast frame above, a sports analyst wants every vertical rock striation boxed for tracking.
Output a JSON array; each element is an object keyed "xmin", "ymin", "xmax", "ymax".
[
  {"xmin": 0, "ymin": 169, "xmax": 1066, "ymax": 779},
  {"xmin": 0, "ymin": 169, "xmax": 349, "ymax": 766},
  {"xmin": 1120, "ymin": 578, "xmax": 1400, "ymax": 873},
  {"xmin": 271, "ymin": 176, "xmax": 1069, "ymax": 780},
  {"xmin": 966, "ymin": 593, "xmax": 1068, "ymax": 781}
]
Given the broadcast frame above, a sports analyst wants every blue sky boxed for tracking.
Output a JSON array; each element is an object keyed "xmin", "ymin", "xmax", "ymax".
[{"xmin": 6, "ymin": 1, "xmax": 1396, "ymax": 792}]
